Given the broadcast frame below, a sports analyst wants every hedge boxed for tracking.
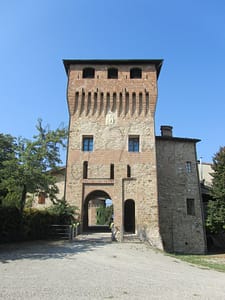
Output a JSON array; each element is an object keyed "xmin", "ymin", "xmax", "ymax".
[{"xmin": 0, "ymin": 206, "xmax": 74, "ymax": 243}]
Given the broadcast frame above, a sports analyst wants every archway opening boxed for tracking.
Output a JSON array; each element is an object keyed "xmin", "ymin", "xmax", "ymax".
[
  {"xmin": 124, "ymin": 199, "xmax": 135, "ymax": 233},
  {"xmin": 83, "ymin": 190, "xmax": 113, "ymax": 232}
]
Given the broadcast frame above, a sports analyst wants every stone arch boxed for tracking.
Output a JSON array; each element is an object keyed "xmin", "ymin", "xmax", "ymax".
[
  {"xmin": 124, "ymin": 199, "xmax": 135, "ymax": 233},
  {"xmin": 83, "ymin": 190, "xmax": 113, "ymax": 232}
]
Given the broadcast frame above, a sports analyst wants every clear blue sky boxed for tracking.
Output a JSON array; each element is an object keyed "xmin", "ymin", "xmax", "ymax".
[{"xmin": 1, "ymin": 0, "xmax": 225, "ymax": 162}]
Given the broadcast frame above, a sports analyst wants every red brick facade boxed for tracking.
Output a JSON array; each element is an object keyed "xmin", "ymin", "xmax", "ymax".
[{"xmin": 63, "ymin": 59, "xmax": 206, "ymax": 253}]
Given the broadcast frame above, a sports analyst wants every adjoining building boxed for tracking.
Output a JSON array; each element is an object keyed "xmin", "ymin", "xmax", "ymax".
[{"xmin": 62, "ymin": 59, "xmax": 206, "ymax": 254}]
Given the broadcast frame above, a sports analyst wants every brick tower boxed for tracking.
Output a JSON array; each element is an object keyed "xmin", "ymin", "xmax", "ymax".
[{"xmin": 63, "ymin": 59, "xmax": 163, "ymax": 248}]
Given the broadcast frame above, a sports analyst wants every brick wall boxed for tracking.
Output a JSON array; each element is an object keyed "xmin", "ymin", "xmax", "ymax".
[{"xmin": 64, "ymin": 61, "xmax": 163, "ymax": 248}]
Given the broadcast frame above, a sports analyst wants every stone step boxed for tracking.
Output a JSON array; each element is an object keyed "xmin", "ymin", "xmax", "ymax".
[{"xmin": 123, "ymin": 234, "xmax": 141, "ymax": 243}]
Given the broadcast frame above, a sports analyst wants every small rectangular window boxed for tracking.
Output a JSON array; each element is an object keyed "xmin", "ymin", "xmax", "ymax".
[
  {"xmin": 130, "ymin": 68, "xmax": 142, "ymax": 79},
  {"xmin": 83, "ymin": 67, "xmax": 95, "ymax": 78},
  {"xmin": 38, "ymin": 192, "xmax": 46, "ymax": 204},
  {"xmin": 186, "ymin": 198, "xmax": 195, "ymax": 216},
  {"xmin": 128, "ymin": 136, "xmax": 139, "ymax": 152},
  {"xmin": 186, "ymin": 161, "xmax": 192, "ymax": 173},
  {"xmin": 108, "ymin": 68, "xmax": 118, "ymax": 79},
  {"xmin": 82, "ymin": 136, "xmax": 93, "ymax": 151}
]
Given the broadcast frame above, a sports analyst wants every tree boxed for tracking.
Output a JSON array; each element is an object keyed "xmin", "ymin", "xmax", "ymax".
[
  {"xmin": 210, "ymin": 146, "xmax": 225, "ymax": 201},
  {"xmin": 206, "ymin": 146, "xmax": 225, "ymax": 233},
  {"xmin": 96, "ymin": 204, "xmax": 113, "ymax": 225},
  {"xmin": 0, "ymin": 134, "xmax": 17, "ymax": 203},
  {"xmin": 0, "ymin": 119, "xmax": 68, "ymax": 211}
]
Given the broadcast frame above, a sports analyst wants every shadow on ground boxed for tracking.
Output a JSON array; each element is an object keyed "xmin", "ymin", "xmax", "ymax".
[{"xmin": 0, "ymin": 232, "xmax": 112, "ymax": 263}]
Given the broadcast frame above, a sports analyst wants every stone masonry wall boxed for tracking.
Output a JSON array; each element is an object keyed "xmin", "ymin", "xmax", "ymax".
[{"xmin": 156, "ymin": 137, "xmax": 206, "ymax": 254}]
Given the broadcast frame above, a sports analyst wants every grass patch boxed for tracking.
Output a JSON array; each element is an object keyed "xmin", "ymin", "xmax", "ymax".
[{"xmin": 169, "ymin": 253, "xmax": 225, "ymax": 273}]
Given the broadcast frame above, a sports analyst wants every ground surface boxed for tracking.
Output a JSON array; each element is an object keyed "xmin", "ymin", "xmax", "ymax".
[{"xmin": 1, "ymin": 232, "xmax": 225, "ymax": 300}]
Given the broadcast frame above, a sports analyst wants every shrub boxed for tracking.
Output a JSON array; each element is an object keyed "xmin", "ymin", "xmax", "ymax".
[
  {"xmin": 0, "ymin": 206, "xmax": 22, "ymax": 242},
  {"xmin": 47, "ymin": 200, "xmax": 79, "ymax": 225},
  {"xmin": 0, "ymin": 201, "xmax": 78, "ymax": 243},
  {"xmin": 206, "ymin": 200, "xmax": 225, "ymax": 234},
  {"xmin": 22, "ymin": 208, "xmax": 56, "ymax": 240}
]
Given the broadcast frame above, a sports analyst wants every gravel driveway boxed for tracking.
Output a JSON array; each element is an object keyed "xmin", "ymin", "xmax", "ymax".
[{"xmin": 1, "ymin": 232, "xmax": 225, "ymax": 299}]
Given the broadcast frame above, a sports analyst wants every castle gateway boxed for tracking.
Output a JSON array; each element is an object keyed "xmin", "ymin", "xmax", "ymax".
[{"xmin": 63, "ymin": 59, "xmax": 206, "ymax": 254}]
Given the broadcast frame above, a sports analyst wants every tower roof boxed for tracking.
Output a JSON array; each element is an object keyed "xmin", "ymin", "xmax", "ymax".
[{"xmin": 63, "ymin": 59, "xmax": 163, "ymax": 78}]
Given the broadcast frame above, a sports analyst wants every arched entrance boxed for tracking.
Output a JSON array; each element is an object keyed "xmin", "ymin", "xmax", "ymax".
[
  {"xmin": 124, "ymin": 199, "xmax": 135, "ymax": 233},
  {"xmin": 83, "ymin": 190, "xmax": 113, "ymax": 232}
]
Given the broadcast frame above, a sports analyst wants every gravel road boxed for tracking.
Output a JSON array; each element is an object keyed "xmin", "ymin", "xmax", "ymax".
[{"xmin": 1, "ymin": 232, "xmax": 225, "ymax": 300}]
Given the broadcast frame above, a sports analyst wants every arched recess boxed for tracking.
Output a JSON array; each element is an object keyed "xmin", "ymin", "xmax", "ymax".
[
  {"xmin": 83, "ymin": 190, "xmax": 113, "ymax": 232},
  {"xmin": 124, "ymin": 199, "xmax": 135, "ymax": 233}
]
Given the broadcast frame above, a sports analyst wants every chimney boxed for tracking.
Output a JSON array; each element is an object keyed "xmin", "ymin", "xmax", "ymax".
[{"xmin": 160, "ymin": 125, "xmax": 173, "ymax": 137}]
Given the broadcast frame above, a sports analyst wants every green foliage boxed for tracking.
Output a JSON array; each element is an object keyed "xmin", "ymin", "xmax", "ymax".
[
  {"xmin": 0, "ymin": 119, "xmax": 68, "ymax": 211},
  {"xmin": 206, "ymin": 200, "xmax": 225, "ymax": 234},
  {"xmin": 47, "ymin": 199, "xmax": 79, "ymax": 225},
  {"xmin": 96, "ymin": 204, "xmax": 113, "ymax": 225},
  {"xmin": 169, "ymin": 253, "xmax": 225, "ymax": 273},
  {"xmin": 22, "ymin": 208, "xmax": 55, "ymax": 240},
  {"xmin": 0, "ymin": 134, "xmax": 17, "ymax": 203},
  {"xmin": 206, "ymin": 146, "xmax": 225, "ymax": 233},
  {"xmin": 210, "ymin": 146, "xmax": 225, "ymax": 201},
  {"xmin": 0, "ymin": 206, "xmax": 22, "ymax": 242},
  {"xmin": 0, "ymin": 201, "xmax": 78, "ymax": 243}
]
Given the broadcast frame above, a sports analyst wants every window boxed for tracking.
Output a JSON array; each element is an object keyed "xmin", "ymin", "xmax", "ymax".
[
  {"xmin": 110, "ymin": 164, "xmax": 114, "ymax": 179},
  {"xmin": 82, "ymin": 67, "xmax": 95, "ymax": 78},
  {"xmin": 83, "ymin": 161, "xmax": 88, "ymax": 179},
  {"xmin": 130, "ymin": 68, "xmax": 142, "ymax": 79},
  {"xmin": 108, "ymin": 68, "xmax": 118, "ymax": 79},
  {"xmin": 82, "ymin": 136, "xmax": 93, "ymax": 151},
  {"xmin": 186, "ymin": 198, "xmax": 195, "ymax": 216},
  {"xmin": 186, "ymin": 161, "xmax": 192, "ymax": 173},
  {"xmin": 127, "ymin": 165, "xmax": 131, "ymax": 178},
  {"xmin": 128, "ymin": 136, "xmax": 139, "ymax": 152},
  {"xmin": 38, "ymin": 192, "xmax": 46, "ymax": 204}
]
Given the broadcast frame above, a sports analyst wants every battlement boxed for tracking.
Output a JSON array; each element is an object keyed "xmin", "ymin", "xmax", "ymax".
[{"xmin": 64, "ymin": 60, "xmax": 162, "ymax": 117}]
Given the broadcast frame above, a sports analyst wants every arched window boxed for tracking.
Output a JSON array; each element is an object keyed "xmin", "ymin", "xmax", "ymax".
[
  {"xmin": 127, "ymin": 165, "xmax": 131, "ymax": 178},
  {"xmin": 108, "ymin": 68, "xmax": 118, "ymax": 79},
  {"xmin": 124, "ymin": 199, "xmax": 135, "ymax": 233},
  {"xmin": 130, "ymin": 67, "xmax": 142, "ymax": 79},
  {"xmin": 83, "ymin": 161, "xmax": 88, "ymax": 179},
  {"xmin": 83, "ymin": 67, "xmax": 95, "ymax": 78},
  {"xmin": 110, "ymin": 164, "xmax": 114, "ymax": 179}
]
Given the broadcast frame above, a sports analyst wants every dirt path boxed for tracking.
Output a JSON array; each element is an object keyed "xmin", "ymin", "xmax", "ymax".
[{"xmin": 0, "ymin": 233, "xmax": 225, "ymax": 299}]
